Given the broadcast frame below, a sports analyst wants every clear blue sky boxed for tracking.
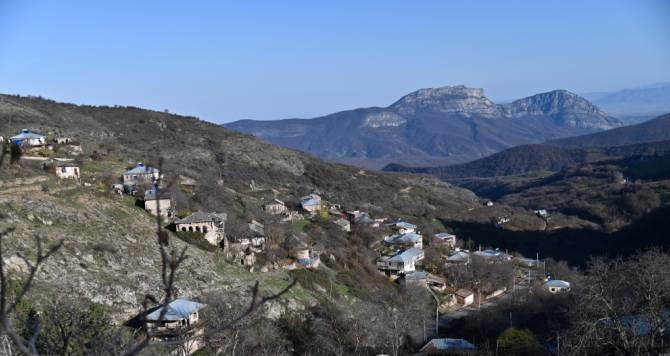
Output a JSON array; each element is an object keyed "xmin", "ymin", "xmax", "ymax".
[{"xmin": 1, "ymin": 1, "xmax": 669, "ymax": 122}]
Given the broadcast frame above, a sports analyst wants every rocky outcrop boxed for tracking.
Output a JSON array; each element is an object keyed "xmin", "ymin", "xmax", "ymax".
[{"xmin": 390, "ymin": 85, "xmax": 500, "ymax": 117}]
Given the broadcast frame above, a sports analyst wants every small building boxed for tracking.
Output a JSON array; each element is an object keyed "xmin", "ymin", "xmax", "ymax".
[
  {"xmin": 384, "ymin": 232, "xmax": 423, "ymax": 250},
  {"xmin": 234, "ymin": 219, "xmax": 266, "ymax": 249},
  {"xmin": 432, "ymin": 232, "xmax": 456, "ymax": 248},
  {"xmin": 419, "ymin": 338, "xmax": 477, "ymax": 355},
  {"xmin": 402, "ymin": 271, "xmax": 446, "ymax": 292},
  {"xmin": 287, "ymin": 234, "xmax": 321, "ymax": 268},
  {"xmin": 333, "ymin": 218, "xmax": 351, "ymax": 232},
  {"xmin": 54, "ymin": 137, "xmax": 75, "ymax": 145},
  {"xmin": 126, "ymin": 298, "xmax": 206, "ymax": 355},
  {"xmin": 376, "ymin": 248, "xmax": 424, "ymax": 276},
  {"xmin": 473, "ymin": 249, "xmax": 512, "ymax": 262},
  {"xmin": 175, "ymin": 211, "xmax": 227, "ymax": 245},
  {"xmin": 534, "ymin": 209, "xmax": 549, "ymax": 217},
  {"xmin": 455, "ymin": 289, "xmax": 474, "ymax": 306},
  {"xmin": 55, "ymin": 162, "xmax": 80, "ymax": 180},
  {"xmin": 485, "ymin": 200, "xmax": 494, "ymax": 207},
  {"xmin": 387, "ymin": 219, "xmax": 417, "ymax": 234},
  {"xmin": 545, "ymin": 279, "xmax": 571, "ymax": 293},
  {"xmin": 445, "ymin": 250, "xmax": 470, "ymax": 265},
  {"xmin": 300, "ymin": 194, "xmax": 322, "ymax": 214},
  {"xmin": 123, "ymin": 162, "xmax": 161, "ymax": 187},
  {"xmin": 264, "ymin": 199, "xmax": 287, "ymax": 215},
  {"xmin": 143, "ymin": 189, "xmax": 174, "ymax": 219},
  {"xmin": 10, "ymin": 129, "xmax": 46, "ymax": 147}
]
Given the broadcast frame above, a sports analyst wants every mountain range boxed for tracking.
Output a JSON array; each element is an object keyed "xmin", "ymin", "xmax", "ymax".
[
  {"xmin": 384, "ymin": 113, "xmax": 670, "ymax": 179},
  {"xmin": 583, "ymin": 82, "xmax": 670, "ymax": 122},
  {"xmin": 226, "ymin": 86, "xmax": 623, "ymax": 169}
]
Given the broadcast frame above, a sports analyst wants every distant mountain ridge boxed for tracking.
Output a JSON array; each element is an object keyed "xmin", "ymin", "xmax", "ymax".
[
  {"xmin": 226, "ymin": 85, "xmax": 622, "ymax": 169},
  {"xmin": 383, "ymin": 113, "xmax": 670, "ymax": 179},
  {"xmin": 584, "ymin": 83, "xmax": 670, "ymax": 117}
]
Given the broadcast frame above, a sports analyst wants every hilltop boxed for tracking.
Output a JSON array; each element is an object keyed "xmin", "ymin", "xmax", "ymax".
[{"xmin": 226, "ymin": 86, "xmax": 622, "ymax": 169}]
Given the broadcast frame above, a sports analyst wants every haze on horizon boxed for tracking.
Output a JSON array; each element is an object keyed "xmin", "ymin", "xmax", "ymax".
[{"xmin": 1, "ymin": 0, "xmax": 669, "ymax": 123}]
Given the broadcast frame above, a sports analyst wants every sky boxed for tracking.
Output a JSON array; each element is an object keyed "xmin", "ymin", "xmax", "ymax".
[{"xmin": 1, "ymin": 1, "xmax": 669, "ymax": 123}]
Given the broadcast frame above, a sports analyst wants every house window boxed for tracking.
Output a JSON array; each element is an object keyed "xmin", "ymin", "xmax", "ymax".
[
  {"xmin": 181, "ymin": 227, "xmax": 186, "ymax": 232},
  {"xmin": 61, "ymin": 167, "xmax": 66, "ymax": 173},
  {"xmin": 189, "ymin": 227, "xmax": 193, "ymax": 232},
  {"xmin": 203, "ymin": 226, "xmax": 208, "ymax": 233},
  {"xmin": 196, "ymin": 226, "xmax": 201, "ymax": 232}
]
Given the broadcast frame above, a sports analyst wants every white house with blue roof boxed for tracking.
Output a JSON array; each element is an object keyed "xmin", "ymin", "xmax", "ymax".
[
  {"xmin": 123, "ymin": 162, "xmax": 161, "ymax": 187},
  {"xmin": 300, "ymin": 194, "xmax": 322, "ymax": 214},
  {"xmin": 376, "ymin": 247, "xmax": 424, "ymax": 276},
  {"xmin": 10, "ymin": 129, "xmax": 46, "ymax": 147},
  {"xmin": 544, "ymin": 278, "xmax": 571, "ymax": 293},
  {"xmin": 388, "ymin": 219, "xmax": 417, "ymax": 234},
  {"xmin": 129, "ymin": 298, "xmax": 206, "ymax": 355}
]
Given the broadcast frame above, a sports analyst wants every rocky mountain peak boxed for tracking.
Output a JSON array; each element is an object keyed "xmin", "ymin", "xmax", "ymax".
[
  {"xmin": 503, "ymin": 90, "xmax": 621, "ymax": 129},
  {"xmin": 390, "ymin": 85, "xmax": 500, "ymax": 117}
]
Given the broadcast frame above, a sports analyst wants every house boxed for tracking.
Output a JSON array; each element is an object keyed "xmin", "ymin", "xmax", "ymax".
[
  {"xmin": 473, "ymin": 249, "xmax": 512, "ymax": 261},
  {"xmin": 237, "ymin": 219, "xmax": 266, "ymax": 249},
  {"xmin": 455, "ymin": 289, "xmax": 474, "ymax": 306},
  {"xmin": 333, "ymin": 218, "xmax": 351, "ymax": 232},
  {"xmin": 445, "ymin": 251, "xmax": 470, "ymax": 265},
  {"xmin": 345, "ymin": 210, "xmax": 380, "ymax": 227},
  {"xmin": 432, "ymin": 232, "xmax": 456, "ymax": 248},
  {"xmin": 55, "ymin": 162, "xmax": 80, "ymax": 180},
  {"xmin": 485, "ymin": 200, "xmax": 494, "ymax": 207},
  {"xmin": 175, "ymin": 211, "xmax": 227, "ymax": 245},
  {"xmin": 10, "ymin": 129, "xmax": 46, "ymax": 148},
  {"xmin": 300, "ymin": 194, "xmax": 322, "ymax": 214},
  {"xmin": 126, "ymin": 298, "xmax": 206, "ymax": 355},
  {"xmin": 143, "ymin": 189, "xmax": 174, "ymax": 219},
  {"xmin": 54, "ymin": 137, "xmax": 75, "ymax": 145},
  {"xmin": 544, "ymin": 279, "xmax": 571, "ymax": 293},
  {"xmin": 264, "ymin": 199, "xmax": 287, "ymax": 215},
  {"xmin": 384, "ymin": 232, "xmax": 423, "ymax": 249},
  {"xmin": 387, "ymin": 219, "xmax": 417, "ymax": 234},
  {"xmin": 234, "ymin": 248, "xmax": 256, "ymax": 267},
  {"xmin": 179, "ymin": 176, "xmax": 198, "ymax": 190},
  {"xmin": 287, "ymin": 234, "xmax": 321, "ymax": 268},
  {"xmin": 123, "ymin": 162, "xmax": 161, "ymax": 187},
  {"xmin": 376, "ymin": 248, "xmax": 424, "ymax": 276},
  {"xmin": 419, "ymin": 338, "xmax": 477, "ymax": 355},
  {"xmin": 534, "ymin": 209, "xmax": 549, "ymax": 217},
  {"xmin": 402, "ymin": 271, "xmax": 447, "ymax": 292}
]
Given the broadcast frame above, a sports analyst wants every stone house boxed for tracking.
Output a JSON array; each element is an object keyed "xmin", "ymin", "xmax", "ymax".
[
  {"xmin": 55, "ymin": 162, "xmax": 80, "ymax": 180},
  {"xmin": 333, "ymin": 218, "xmax": 351, "ymax": 232},
  {"xmin": 143, "ymin": 190, "xmax": 174, "ymax": 219},
  {"xmin": 432, "ymin": 232, "xmax": 456, "ymax": 248},
  {"xmin": 264, "ymin": 199, "xmax": 287, "ymax": 215},
  {"xmin": 175, "ymin": 211, "xmax": 227, "ymax": 245},
  {"xmin": 287, "ymin": 234, "xmax": 321, "ymax": 268}
]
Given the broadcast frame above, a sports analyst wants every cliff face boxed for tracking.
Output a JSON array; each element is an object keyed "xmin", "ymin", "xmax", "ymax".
[{"xmin": 227, "ymin": 86, "xmax": 623, "ymax": 169}]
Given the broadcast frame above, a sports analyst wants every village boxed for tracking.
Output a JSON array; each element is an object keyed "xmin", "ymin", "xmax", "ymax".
[{"xmin": 2, "ymin": 128, "xmax": 572, "ymax": 356}]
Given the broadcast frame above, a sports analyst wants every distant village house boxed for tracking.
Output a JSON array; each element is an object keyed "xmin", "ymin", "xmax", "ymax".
[
  {"xmin": 55, "ymin": 162, "xmax": 80, "ymax": 180},
  {"xmin": 143, "ymin": 189, "xmax": 174, "ymax": 219},
  {"xmin": 10, "ymin": 129, "xmax": 46, "ymax": 148},
  {"xmin": 264, "ymin": 199, "xmax": 288, "ymax": 215},
  {"xmin": 432, "ymin": 232, "xmax": 457, "ymax": 248},
  {"xmin": 300, "ymin": 194, "xmax": 322, "ymax": 214}
]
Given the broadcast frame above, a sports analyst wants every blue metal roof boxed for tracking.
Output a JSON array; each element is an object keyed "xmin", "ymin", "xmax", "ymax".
[
  {"xmin": 145, "ymin": 299, "xmax": 205, "ymax": 321},
  {"xmin": 421, "ymin": 338, "xmax": 476, "ymax": 351},
  {"xmin": 385, "ymin": 232, "xmax": 422, "ymax": 245},
  {"xmin": 545, "ymin": 280, "xmax": 571, "ymax": 288},
  {"xmin": 10, "ymin": 129, "xmax": 45, "ymax": 140},
  {"xmin": 434, "ymin": 232, "xmax": 456, "ymax": 240},
  {"xmin": 124, "ymin": 163, "xmax": 159, "ymax": 175},
  {"xmin": 388, "ymin": 248, "xmax": 423, "ymax": 263}
]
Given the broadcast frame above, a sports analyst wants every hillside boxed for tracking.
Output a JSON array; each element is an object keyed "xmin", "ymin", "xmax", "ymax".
[
  {"xmin": 1, "ymin": 93, "xmax": 592, "ymax": 322},
  {"xmin": 550, "ymin": 113, "xmax": 670, "ymax": 147},
  {"xmin": 226, "ymin": 86, "xmax": 622, "ymax": 169},
  {"xmin": 383, "ymin": 139, "xmax": 670, "ymax": 180}
]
